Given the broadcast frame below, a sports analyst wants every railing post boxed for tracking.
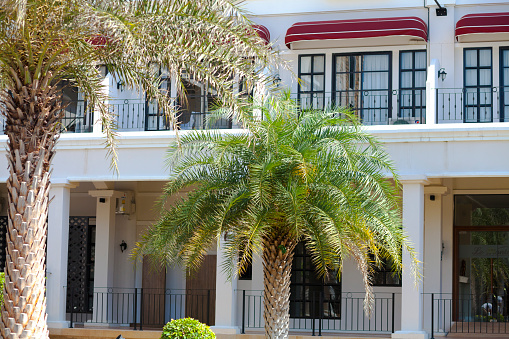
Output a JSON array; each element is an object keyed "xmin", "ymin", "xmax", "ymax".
[
  {"xmin": 241, "ymin": 290, "xmax": 246, "ymax": 334},
  {"xmin": 69, "ymin": 286, "xmax": 74, "ymax": 328},
  {"xmin": 431, "ymin": 293, "xmax": 434, "ymax": 339},
  {"xmin": 318, "ymin": 290, "xmax": 323, "ymax": 336},
  {"xmin": 140, "ymin": 288, "xmax": 143, "ymax": 331},
  {"xmin": 134, "ymin": 288, "xmax": 138, "ymax": 330},
  {"xmin": 391, "ymin": 293, "xmax": 395, "ymax": 333},
  {"xmin": 207, "ymin": 289, "xmax": 211, "ymax": 325},
  {"xmin": 435, "ymin": 88, "xmax": 439, "ymax": 123},
  {"xmin": 312, "ymin": 291, "xmax": 316, "ymax": 336}
]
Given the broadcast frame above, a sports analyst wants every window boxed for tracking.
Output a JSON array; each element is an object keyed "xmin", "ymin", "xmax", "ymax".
[
  {"xmin": 298, "ymin": 55, "xmax": 325, "ymax": 109},
  {"xmin": 290, "ymin": 242, "xmax": 341, "ymax": 319},
  {"xmin": 399, "ymin": 50, "xmax": 426, "ymax": 123},
  {"xmin": 372, "ymin": 257, "xmax": 401, "ymax": 287},
  {"xmin": 333, "ymin": 52, "xmax": 391, "ymax": 125},
  {"xmin": 500, "ymin": 48, "xmax": 509, "ymax": 122},
  {"xmin": 146, "ymin": 68, "xmax": 172, "ymax": 131},
  {"xmin": 464, "ymin": 48, "xmax": 492, "ymax": 123}
]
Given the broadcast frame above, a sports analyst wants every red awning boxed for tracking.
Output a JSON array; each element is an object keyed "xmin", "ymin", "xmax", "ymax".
[
  {"xmin": 456, "ymin": 12, "xmax": 509, "ymax": 42},
  {"xmin": 253, "ymin": 25, "xmax": 270, "ymax": 44},
  {"xmin": 285, "ymin": 16, "xmax": 427, "ymax": 49}
]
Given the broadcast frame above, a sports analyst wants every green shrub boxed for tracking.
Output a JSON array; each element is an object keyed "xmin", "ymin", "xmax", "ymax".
[
  {"xmin": 0, "ymin": 272, "xmax": 4, "ymax": 306},
  {"xmin": 161, "ymin": 318, "xmax": 215, "ymax": 339}
]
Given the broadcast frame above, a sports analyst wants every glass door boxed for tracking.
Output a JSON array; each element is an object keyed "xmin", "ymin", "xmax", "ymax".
[{"xmin": 457, "ymin": 230, "xmax": 509, "ymax": 323}]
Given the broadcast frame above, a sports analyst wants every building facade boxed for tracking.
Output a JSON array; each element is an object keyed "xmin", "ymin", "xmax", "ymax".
[{"xmin": 3, "ymin": 0, "xmax": 509, "ymax": 338}]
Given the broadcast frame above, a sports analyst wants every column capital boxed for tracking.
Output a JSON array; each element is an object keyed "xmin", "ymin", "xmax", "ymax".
[
  {"xmin": 399, "ymin": 175, "xmax": 429, "ymax": 186},
  {"xmin": 51, "ymin": 181, "xmax": 78, "ymax": 189},
  {"xmin": 424, "ymin": 186, "xmax": 448, "ymax": 196},
  {"xmin": 88, "ymin": 190, "xmax": 122, "ymax": 198}
]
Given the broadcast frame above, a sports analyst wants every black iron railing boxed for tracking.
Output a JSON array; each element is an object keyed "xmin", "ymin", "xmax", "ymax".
[
  {"xmin": 67, "ymin": 287, "xmax": 215, "ymax": 330},
  {"xmin": 240, "ymin": 290, "xmax": 397, "ymax": 335},
  {"xmin": 427, "ymin": 293, "xmax": 509, "ymax": 338},
  {"xmin": 291, "ymin": 90, "xmax": 425, "ymax": 125},
  {"xmin": 435, "ymin": 87, "xmax": 509, "ymax": 123}
]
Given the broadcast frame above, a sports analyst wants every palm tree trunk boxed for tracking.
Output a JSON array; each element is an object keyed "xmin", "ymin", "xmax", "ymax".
[
  {"xmin": 0, "ymin": 69, "xmax": 63, "ymax": 339},
  {"xmin": 262, "ymin": 233, "xmax": 295, "ymax": 339}
]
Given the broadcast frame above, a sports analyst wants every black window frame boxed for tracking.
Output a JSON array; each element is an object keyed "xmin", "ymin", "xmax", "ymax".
[
  {"xmin": 463, "ymin": 47, "xmax": 493, "ymax": 123},
  {"xmin": 298, "ymin": 54, "xmax": 326, "ymax": 109},
  {"xmin": 371, "ymin": 257, "xmax": 402, "ymax": 287},
  {"xmin": 332, "ymin": 51, "xmax": 393, "ymax": 125},
  {"xmin": 290, "ymin": 242, "xmax": 342, "ymax": 319},
  {"xmin": 399, "ymin": 50, "xmax": 427, "ymax": 123},
  {"xmin": 500, "ymin": 47, "xmax": 509, "ymax": 122}
]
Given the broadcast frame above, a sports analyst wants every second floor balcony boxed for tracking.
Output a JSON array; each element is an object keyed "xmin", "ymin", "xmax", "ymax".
[{"xmin": 6, "ymin": 86, "xmax": 507, "ymax": 136}]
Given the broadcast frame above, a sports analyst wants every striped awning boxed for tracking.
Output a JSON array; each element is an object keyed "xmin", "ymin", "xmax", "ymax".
[
  {"xmin": 285, "ymin": 16, "xmax": 428, "ymax": 49},
  {"xmin": 253, "ymin": 25, "xmax": 270, "ymax": 44},
  {"xmin": 456, "ymin": 12, "xmax": 509, "ymax": 42}
]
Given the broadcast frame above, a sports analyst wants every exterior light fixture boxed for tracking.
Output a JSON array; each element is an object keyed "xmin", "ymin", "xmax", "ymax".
[
  {"xmin": 434, "ymin": 0, "xmax": 447, "ymax": 16},
  {"xmin": 438, "ymin": 68, "xmax": 447, "ymax": 81},
  {"xmin": 120, "ymin": 240, "xmax": 127, "ymax": 253},
  {"xmin": 117, "ymin": 80, "xmax": 125, "ymax": 92},
  {"xmin": 273, "ymin": 74, "xmax": 282, "ymax": 87}
]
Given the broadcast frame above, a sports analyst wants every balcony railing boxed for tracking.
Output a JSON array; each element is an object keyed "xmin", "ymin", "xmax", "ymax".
[
  {"xmin": 436, "ymin": 87, "xmax": 509, "ymax": 123},
  {"xmin": 239, "ymin": 290, "xmax": 399, "ymax": 335},
  {"xmin": 292, "ymin": 90, "xmax": 426, "ymax": 125},
  {"xmin": 66, "ymin": 287, "xmax": 215, "ymax": 329}
]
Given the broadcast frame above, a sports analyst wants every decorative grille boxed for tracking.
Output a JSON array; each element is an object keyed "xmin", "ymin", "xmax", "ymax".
[{"xmin": 66, "ymin": 217, "xmax": 92, "ymax": 313}]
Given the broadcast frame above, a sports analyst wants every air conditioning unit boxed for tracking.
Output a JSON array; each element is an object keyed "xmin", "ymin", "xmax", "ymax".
[{"xmin": 115, "ymin": 191, "xmax": 135, "ymax": 215}]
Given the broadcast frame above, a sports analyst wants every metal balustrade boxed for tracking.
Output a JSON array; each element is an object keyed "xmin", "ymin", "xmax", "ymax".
[
  {"xmin": 239, "ymin": 290, "xmax": 399, "ymax": 335},
  {"xmin": 426, "ymin": 293, "xmax": 509, "ymax": 338},
  {"xmin": 66, "ymin": 287, "xmax": 215, "ymax": 330}
]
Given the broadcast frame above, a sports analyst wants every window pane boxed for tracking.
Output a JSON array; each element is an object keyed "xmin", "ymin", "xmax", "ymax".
[
  {"xmin": 300, "ymin": 75, "xmax": 311, "ymax": 91},
  {"xmin": 313, "ymin": 74, "xmax": 324, "ymax": 91},
  {"xmin": 363, "ymin": 54, "xmax": 389, "ymax": 71},
  {"xmin": 479, "ymin": 69, "xmax": 491, "ymax": 86},
  {"xmin": 400, "ymin": 72, "xmax": 412, "ymax": 88},
  {"xmin": 336, "ymin": 55, "xmax": 349, "ymax": 72},
  {"xmin": 479, "ymin": 49, "xmax": 491, "ymax": 67},
  {"xmin": 503, "ymin": 50, "xmax": 509, "ymax": 68},
  {"xmin": 363, "ymin": 72, "xmax": 388, "ymax": 90},
  {"xmin": 300, "ymin": 56, "xmax": 312, "ymax": 73},
  {"xmin": 400, "ymin": 52, "xmax": 413, "ymax": 70},
  {"xmin": 465, "ymin": 69, "xmax": 477, "ymax": 86},
  {"xmin": 465, "ymin": 49, "xmax": 477, "ymax": 67},
  {"xmin": 415, "ymin": 51, "xmax": 427, "ymax": 69},
  {"xmin": 313, "ymin": 55, "xmax": 324, "ymax": 73},
  {"xmin": 505, "ymin": 69, "xmax": 509, "ymax": 86},
  {"xmin": 415, "ymin": 71, "xmax": 427, "ymax": 87}
]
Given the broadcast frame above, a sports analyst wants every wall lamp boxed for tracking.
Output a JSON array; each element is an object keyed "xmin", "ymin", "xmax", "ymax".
[
  {"xmin": 273, "ymin": 74, "xmax": 282, "ymax": 87},
  {"xmin": 117, "ymin": 80, "xmax": 125, "ymax": 92},
  {"xmin": 438, "ymin": 68, "xmax": 447, "ymax": 82},
  {"xmin": 120, "ymin": 240, "xmax": 127, "ymax": 253}
]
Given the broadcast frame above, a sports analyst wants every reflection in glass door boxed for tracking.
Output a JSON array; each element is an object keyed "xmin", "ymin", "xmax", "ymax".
[{"xmin": 458, "ymin": 231, "xmax": 509, "ymax": 323}]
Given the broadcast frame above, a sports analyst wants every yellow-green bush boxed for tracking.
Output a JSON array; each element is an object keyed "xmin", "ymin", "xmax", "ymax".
[{"xmin": 160, "ymin": 318, "xmax": 215, "ymax": 339}]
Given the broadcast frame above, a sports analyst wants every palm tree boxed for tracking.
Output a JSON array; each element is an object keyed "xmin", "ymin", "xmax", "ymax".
[
  {"xmin": 0, "ymin": 0, "xmax": 278, "ymax": 337},
  {"xmin": 135, "ymin": 94, "xmax": 416, "ymax": 338}
]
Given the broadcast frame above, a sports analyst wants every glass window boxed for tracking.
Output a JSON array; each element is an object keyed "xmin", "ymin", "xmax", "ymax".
[
  {"xmin": 298, "ymin": 55, "xmax": 325, "ymax": 110},
  {"xmin": 372, "ymin": 257, "xmax": 401, "ymax": 287},
  {"xmin": 290, "ymin": 242, "xmax": 341, "ymax": 319},
  {"xmin": 333, "ymin": 52, "xmax": 391, "ymax": 125},
  {"xmin": 399, "ymin": 50, "xmax": 427, "ymax": 123},
  {"xmin": 501, "ymin": 48, "xmax": 509, "ymax": 122},
  {"xmin": 463, "ymin": 48, "xmax": 492, "ymax": 123}
]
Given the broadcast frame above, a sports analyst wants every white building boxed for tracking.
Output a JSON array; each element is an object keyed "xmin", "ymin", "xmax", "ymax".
[{"xmin": 9, "ymin": 1, "xmax": 509, "ymax": 338}]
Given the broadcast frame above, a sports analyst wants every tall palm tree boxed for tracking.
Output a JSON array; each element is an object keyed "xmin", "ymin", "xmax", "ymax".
[
  {"xmin": 135, "ymin": 95, "xmax": 417, "ymax": 338},
  {"xmin": 0, "ymin": 0, "xmax": 278, "ymax": 337}
]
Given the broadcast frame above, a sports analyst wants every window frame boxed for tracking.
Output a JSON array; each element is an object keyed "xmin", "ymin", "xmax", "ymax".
[
  {"xmin": 398, "ymin": 50, "xmax": 427, "ymax": 123},
  {"xmin": 298, "ymin": 54, "xmax": 326, "ymax": 109},
  {"xmin": 463, "ymin": 47, "xmax": 493, "ymax": 123},
  {"xmin": 331, "ymin": 51, "xmax": 393, "ymax": 124},
  {"xmin": 500, "ymin": 47, "xmax": 509, "ymax": 122}
]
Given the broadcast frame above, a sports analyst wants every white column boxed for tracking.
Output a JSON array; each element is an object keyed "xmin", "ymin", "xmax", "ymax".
[
  {"xmin": 88, "ymin": 190, "xmax": 117, "ymax": 322},
  {"xmin": 211, "ymin": 240, "xmax": 238, "ymax": 334},
  {"xmin": 423, "ymin": 185, "xmax": 448, "ymax": 333},
  {"xmin": 47, "ymin": 182, "xmax": 73, "ymax": 328},
  {"xmin": 426, "ymin": 59, "xmax": 439, "ymax": 125},
  {"xmin": 393, "ymin": 177, "xmax": 428, "ymax": 339}
]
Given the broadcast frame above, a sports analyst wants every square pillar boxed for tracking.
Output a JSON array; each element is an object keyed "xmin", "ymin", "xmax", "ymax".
[
  {"xmin": 211, "ymin": 240, "xmax": 239, "ymax": 334},
  {"xmin": 393, "ymin": 177, "xmax": 428, "ymax": 339},
  {"xmin": 88, "ymin": 190, "xmax": 117, "ymax": 322},
  {"xmin": 47, "ymin": 182, "xmax": 74, "ymax": 328}
]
